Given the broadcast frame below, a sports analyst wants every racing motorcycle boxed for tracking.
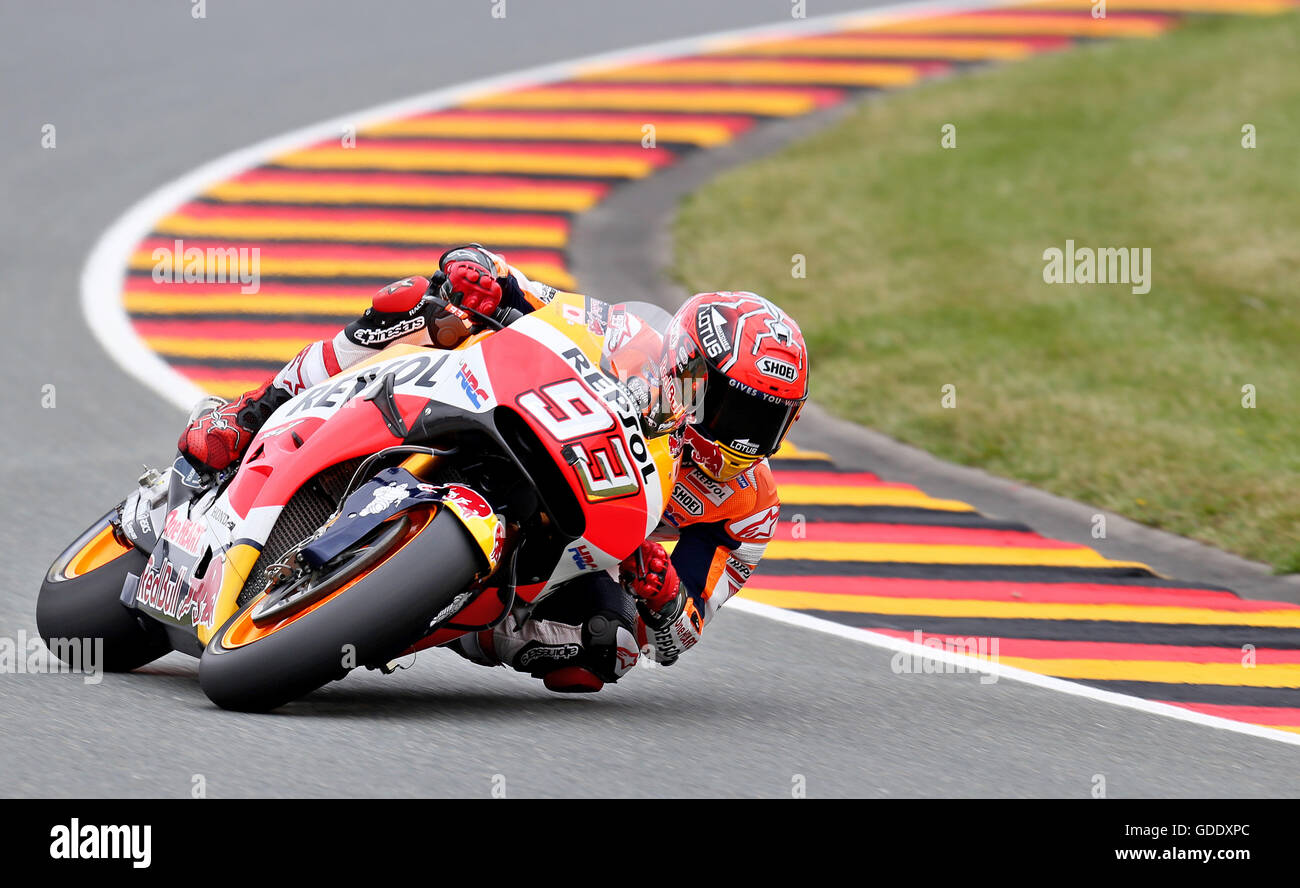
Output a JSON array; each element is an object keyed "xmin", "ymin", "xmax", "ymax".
[{"xmin": 38, "ymin": 293, "xmax": 691, "ymax": 711}]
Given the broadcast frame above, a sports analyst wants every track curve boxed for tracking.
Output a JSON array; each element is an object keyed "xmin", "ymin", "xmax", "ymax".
[{"xmin": 2, "ymin": 0, "xmax": 1298, "ymax": 797}]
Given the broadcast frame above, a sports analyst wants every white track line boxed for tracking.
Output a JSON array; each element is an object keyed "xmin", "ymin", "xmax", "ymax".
[
  {"xmin": 80, "ymin": 0, "xmax": 1300, "ymax": 748},
  {"xmin": 730, "ymin": 598, "xmax": 1300, "ymax": 748}
]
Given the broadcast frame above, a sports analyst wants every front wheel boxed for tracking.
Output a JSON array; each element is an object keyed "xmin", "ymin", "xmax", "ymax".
[{"xmin": 199, "ymin": 507, "xmax": 481, "ymax": 712}]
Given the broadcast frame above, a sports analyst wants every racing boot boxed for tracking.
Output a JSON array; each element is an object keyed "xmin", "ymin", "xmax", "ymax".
[{"xmin": 178, "ymin": 379, "xmax": 292, "ymax": 472}]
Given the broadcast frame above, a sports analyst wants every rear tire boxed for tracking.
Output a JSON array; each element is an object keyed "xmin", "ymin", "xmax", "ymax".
[
  {"xmin": 199, "ymin": 508, "xmax": 481, "ymax": 712},
  {"xmin": 37, "ymin": 512, "xmax": 171, "ymax": 672}
]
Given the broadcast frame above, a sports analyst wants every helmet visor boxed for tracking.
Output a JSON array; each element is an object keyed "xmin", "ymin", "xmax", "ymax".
[{"xmin": 696, "ymin": 365, "xmax": 801, "ymax": 459}]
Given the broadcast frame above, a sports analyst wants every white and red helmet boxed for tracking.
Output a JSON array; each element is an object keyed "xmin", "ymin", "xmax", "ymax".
[{"xmin": 667, "ymin": 292, "xmax": 809, "ymax": 481}]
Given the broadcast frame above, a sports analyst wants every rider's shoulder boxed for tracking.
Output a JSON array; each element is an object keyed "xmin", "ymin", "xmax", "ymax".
[
  {"xmin": 750, "ymin": 459, "xmax": 778, "ymax": 498},
  {"xmin": 737, "ymin": 460, "xmax": 779, "ymax": 508}
]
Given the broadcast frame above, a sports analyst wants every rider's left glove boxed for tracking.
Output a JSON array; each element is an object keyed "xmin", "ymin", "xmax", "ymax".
[{"xmin": 619, "ymin": 542, "xmax": 685, "ymax": 626}]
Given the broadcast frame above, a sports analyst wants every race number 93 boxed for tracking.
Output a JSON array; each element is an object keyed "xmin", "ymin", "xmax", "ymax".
[{"xmin": 518, "ymin": 381, "xmax": 640, "ymax": 501}]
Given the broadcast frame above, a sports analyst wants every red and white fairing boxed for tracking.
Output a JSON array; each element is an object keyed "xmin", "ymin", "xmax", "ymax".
[{"xmin": 204, "ymin": 295, "xmax": 678, "ymax": 606}]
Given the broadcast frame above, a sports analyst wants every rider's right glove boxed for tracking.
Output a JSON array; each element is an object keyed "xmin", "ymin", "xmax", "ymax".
[
  {"xmin": 177, "ymin": 380, "xmax": 288, "ymax": 472},
  {"xmin": 619, "ymin": 542, "xmax": 686, "ymax": 627}
]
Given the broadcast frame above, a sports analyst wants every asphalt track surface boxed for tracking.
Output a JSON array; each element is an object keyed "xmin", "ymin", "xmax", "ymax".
[{"xmin": 1, "ymin": 1, "xmax": 1297, "ymax": 797}]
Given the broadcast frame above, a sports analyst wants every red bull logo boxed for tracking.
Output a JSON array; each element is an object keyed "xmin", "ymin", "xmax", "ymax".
[{"xmin": 441, "ymin": 484, "xmax": 492, "ymax": 520}]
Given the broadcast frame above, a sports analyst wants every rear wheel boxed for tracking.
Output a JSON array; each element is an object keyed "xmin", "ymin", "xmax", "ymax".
[
  {"xmin": 37, "ymin": 511, "xmax": 170, "ymax": 672},
  {"xmin": 199, "ymin": 507, "xmax": 481, "ymax": 712}
]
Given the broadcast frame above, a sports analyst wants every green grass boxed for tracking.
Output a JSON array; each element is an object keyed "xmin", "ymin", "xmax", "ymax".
[{"xmin": 673, "ymin": 13, "xmax": 1300, "ymax": 573}]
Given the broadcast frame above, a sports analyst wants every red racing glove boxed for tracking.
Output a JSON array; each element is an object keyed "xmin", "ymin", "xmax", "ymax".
[
  {"xmin": 619, "ymin": 542, "xmax": 685, "ymax": 625},
  {"xmin": 443, "ymin": 259, "xmax": 503, "ymax": 317}
]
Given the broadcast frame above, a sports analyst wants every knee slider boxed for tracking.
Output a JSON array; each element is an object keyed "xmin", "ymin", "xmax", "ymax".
[{"xmin": 583, "ymin": 612, "xmax": 639, "ymax": 682}]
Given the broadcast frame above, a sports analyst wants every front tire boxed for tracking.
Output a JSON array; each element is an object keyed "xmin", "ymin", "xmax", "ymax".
[
  {"xmin": 199, "ymin": 507, "xmax": 481, "ymax": 712},
  {"xmin": 37, "ymin": 512, "xmax": 171, "ymax": 672}
]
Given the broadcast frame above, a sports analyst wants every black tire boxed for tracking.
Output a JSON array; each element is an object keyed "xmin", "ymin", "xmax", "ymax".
[
  {"xmin": 199, "ymin": 508, "xmax": 481, "ymax": 712},
  {"xmin": 37, "ymin": 512, "xmax": 171, "ymax": 672}
]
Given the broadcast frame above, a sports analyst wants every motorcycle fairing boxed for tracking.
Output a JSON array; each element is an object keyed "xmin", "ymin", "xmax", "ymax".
[{"xmin": 134, "ymin": 295, "xmax": 677, "ymax": 647}]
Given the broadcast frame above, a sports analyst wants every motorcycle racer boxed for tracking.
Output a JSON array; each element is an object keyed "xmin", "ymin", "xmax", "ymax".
[{"xmin": 178, "ymin": 246, "xmax": 809, "ymax": 693}]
